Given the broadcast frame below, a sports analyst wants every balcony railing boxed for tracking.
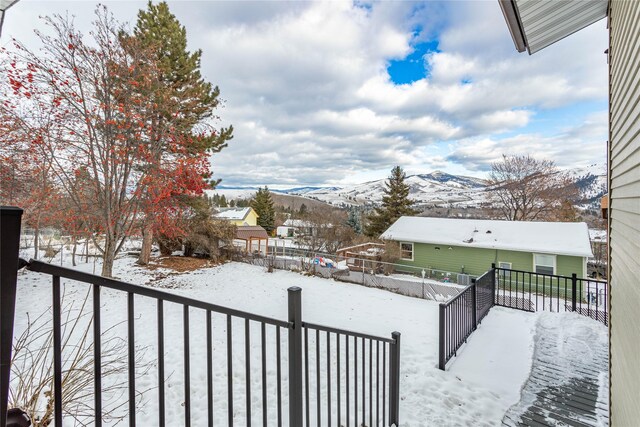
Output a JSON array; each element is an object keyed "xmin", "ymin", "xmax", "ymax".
[
  {"xmin": 0, "ymin": 207, "xmax": 401, "ymax": 427},
  {"xmin": 438, "ymin": 268, "xmax": 495, "ymax": 370}
]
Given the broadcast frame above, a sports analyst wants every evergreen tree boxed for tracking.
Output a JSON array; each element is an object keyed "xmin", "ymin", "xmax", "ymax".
[
  {"xmin": 365, "ymin": 166, "xmax": 418, "ymax": 237},
  {"xmin": 219, "ymin": 194, "xmax": 228, "ymax": 207},
  {"xmin": 299, "ymin": 203, "xmax": 308, "ymax": 216},
  {"xmin": 251, "ymin": 187, "xmax": 276, "ymax": 233},
  {"xmin": 346, "ymin": 207, "xmax": 363, "ymax": 234},
  {"xmin": 131, "ymin": 1, "xmax": 234, "ymax": 264}
]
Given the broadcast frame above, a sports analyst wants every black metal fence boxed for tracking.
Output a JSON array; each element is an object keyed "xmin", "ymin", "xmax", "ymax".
[
  {"xmin": 0, "ymin": 207, "xmax": 401, "ymax": 427},
  {"xmin": 494, "ymin": 265, "xmax": 608, "ymax": 325},
  {"xmin": 438, "ymin": 268, "xmax": 495, "ymax": 370}
]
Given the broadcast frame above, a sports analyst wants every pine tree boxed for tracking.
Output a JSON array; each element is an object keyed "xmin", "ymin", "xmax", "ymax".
[
  {"xmin": 219, "ymin": 195, "xmax": 228, "ymax": 207},
  {"xmin": 251, "ymin": 187, "xmax": 276, "ymax": 233},
  {"xmin": 365, "ymin": 166, "xmax": 418, "ymax": 237},
  {"xmin": 131, "ymin": 1, "xmax": 234, "ymax": 264},
  {"xmin": 346, "ymin": 207, "xmax": 363, "ymax": 234}
]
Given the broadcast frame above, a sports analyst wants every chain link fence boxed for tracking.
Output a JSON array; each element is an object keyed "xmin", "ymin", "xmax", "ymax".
[{"xmin": 227, "ymin": 247, "xmax": 465, "ymax": 302}]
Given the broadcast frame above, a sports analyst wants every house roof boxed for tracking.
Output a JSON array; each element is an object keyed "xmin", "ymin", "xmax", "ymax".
[
  {"xmin": 215, "ymin": 207, "xmax": 253, "ymax": 221},
  {"xmin": 380, "ymin": 216, "xmax": 593, "ymax": 258},
  {"xmin": 498, "ymin": 0, "xmax": 608, "ymax": 54},
  {"xmin": 236, "ymin": 226, "xmax": 269, "ymax": 240}
]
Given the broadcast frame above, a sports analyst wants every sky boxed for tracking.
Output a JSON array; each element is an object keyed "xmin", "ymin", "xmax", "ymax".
[{"xmin": 2, "ymin": 0, "xmax": 609, "ymax": 188}]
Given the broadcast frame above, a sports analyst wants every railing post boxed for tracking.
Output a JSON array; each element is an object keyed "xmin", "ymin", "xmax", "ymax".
[
  {"xmin": 438, "ymin": 304, "xmax": 446, "ymax": 371},
  {"xmin": 571, "ymin": 273, "xmax": 577, "ymax": 312},
  {"xmin": 389, "ymin": 331, "xmax": 401, "ymax": 426},
  {"xmin": 491, "ymin": 263, "xmax": 497, "ymax": 304},
  {"xmin": 287, "ymin": 287, "xmax": 303, "ymax": 427},
  {"xmin": 471, "ymin": 280, "xmax": 477, "ymax": 331},
  {"xmin": 1, "ymin": 207, "xmax": 23, "ymax": 427}
]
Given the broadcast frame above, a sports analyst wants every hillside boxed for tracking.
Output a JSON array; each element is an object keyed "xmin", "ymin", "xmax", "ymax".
[{"xmin": 209, "ymin": 165, "xmax": 607, "ymax": 211}]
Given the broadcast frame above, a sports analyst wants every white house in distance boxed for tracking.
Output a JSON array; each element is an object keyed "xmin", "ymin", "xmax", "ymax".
[
  {"xmin": 276, "ymin": 219, "xmax": 323, "ymax": 238},
  {"xmin": 380, "ymin": 217, "xmax": 593, "ymax": 278}
]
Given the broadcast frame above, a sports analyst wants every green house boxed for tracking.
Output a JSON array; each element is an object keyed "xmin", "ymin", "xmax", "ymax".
[{"xmin": 380, "ymin": 217, "xmax": 593, "ymax": 278}]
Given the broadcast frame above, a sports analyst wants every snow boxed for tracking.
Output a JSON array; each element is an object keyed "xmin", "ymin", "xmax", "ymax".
[
  {"xmin": 449, "ymin": 308, "xmax": 537, "ymax": 399},
  {"xmin": 503, "ymin": 312, "xmax": 609, "ymax": 426},
  {"xmin": 13, "ymin": 254, "xmax": 543, "ymax": 426},
  {"xmin": 214, "ymin": 207, "xmax": 252, "ymax": 220},
  {"xmin": 589, "ymin": 228, "xmax": 607, "ymax": 242},
  {"xmin": 381, "ymin": 216, "xmax": 594, "ymax": 258}
]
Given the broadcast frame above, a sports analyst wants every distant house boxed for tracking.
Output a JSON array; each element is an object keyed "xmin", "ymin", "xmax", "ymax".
[
  {"xmin": 276, "ymin": 219, "xmax": 328, "ymax": 238},
  {"xmin": 214, "ymin": 207, "xmax": 258, "ymax": 227},
  {"xmin": 380, "ymin": 217, "xmax": 593, "ymax": 278}
]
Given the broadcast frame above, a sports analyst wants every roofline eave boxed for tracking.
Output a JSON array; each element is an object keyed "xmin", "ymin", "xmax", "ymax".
[{"xmin": 498, "ymin": 0, "xmax": 528, "ymax": 53}]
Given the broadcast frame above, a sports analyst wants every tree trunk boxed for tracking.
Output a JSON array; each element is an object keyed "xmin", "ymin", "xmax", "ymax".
[
  {"xmin": 138, "ymin": 223, "xmax": 153, "ymax": 265},
  {"xmin": 101, "ymin": 236, "xmax": 117, "ymax": 278},
  {"xmin": 72, "ymin": 237, "xmax": 77, "ymax": 267},
  {"xmin": 34, "ymin": 222, "xmax": 40, "ymax": 260}
]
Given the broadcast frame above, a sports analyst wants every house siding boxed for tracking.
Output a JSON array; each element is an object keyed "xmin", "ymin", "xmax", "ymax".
[
  {"xmin": 394, "ymin": 242, "xmax": 585, "ymax": 278},
  {"xmin": 609, "ymin": 0, "xmax": 640, "ymax": 424}
]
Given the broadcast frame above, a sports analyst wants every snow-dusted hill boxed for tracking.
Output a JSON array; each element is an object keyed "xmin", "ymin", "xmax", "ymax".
[
  {"xmin": 294, "ymin": 171, "xmax": 488, "ymax": 207},
  {"xmin": 210, "ymin": 166, "xmax": 607, "ymax": 210}
]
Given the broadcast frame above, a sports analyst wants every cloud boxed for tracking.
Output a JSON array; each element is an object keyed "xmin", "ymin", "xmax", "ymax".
[
  {"xmin": 446, "ymin": 111, "xmax": 608, "ymax": 172},
  {"xmin": 3, "ymin": 0, "xmax": 609, "ymax": 186}
]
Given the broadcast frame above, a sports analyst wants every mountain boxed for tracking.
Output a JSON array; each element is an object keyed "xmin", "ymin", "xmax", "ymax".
[
  {"xmin": 284, "ymin": 167, "xmax": 607, "ymax": 210},
  {"xmin": 284, "ymin": 171, "xmax": 488, "ymax": 208},
  {"xmin": 209, "ymin": 166, "xmax": 607, "ymax": 211}
]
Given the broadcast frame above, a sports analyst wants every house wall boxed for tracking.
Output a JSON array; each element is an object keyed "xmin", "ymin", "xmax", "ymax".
[
  {"xmin": 394, "ymin": 241, "xmax": 585, "ymax": 277},
  {"xmin": 228, "ymin": 209, "xmax": 258, "ymax": 227},
  {"xmin": 244, "ymin": 210, "xmax": 258, "ymax": 227},
  {"xmin": 609, "ymin": 0, "xmax": 640, "ymax": 423}
]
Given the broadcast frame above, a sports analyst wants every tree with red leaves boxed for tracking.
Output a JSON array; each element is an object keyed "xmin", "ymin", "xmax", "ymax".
[
  {"xmin": 128, "ymin": 1, "xmax": 233, "ymax": 265},
  {"xmin": 1, "ymin": 7, "xmax": 223, "ymax": 277}
]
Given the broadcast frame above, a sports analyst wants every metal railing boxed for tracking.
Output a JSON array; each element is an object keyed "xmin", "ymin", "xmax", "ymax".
[
  {"xmin": 1, "ymin": 207, "xmax": 402, "ymax": 426},
  {"xmin": 494, "ymin": 265, "xmax": 608, "ymax": 325},
  {"xmin": 438, "ymin": 268, "xmax": 496, "ymax": 370}
]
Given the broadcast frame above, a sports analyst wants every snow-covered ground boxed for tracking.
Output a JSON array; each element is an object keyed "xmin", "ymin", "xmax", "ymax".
[{"xmin": 11, "ymin": 254, "xmax": 551, "ymax": 426}]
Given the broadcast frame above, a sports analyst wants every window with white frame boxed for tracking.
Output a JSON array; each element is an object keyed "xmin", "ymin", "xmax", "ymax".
[
  {"xmin": 499, "ymin": 262, "xmax": 512, "ymax": 278},
  {"xmin": 534, "ymin": 253, "xmax": 556, "ymax": 275},
  {"xmin": 400, "ymin": 242, "xmax": 414, "ymax": 260}
]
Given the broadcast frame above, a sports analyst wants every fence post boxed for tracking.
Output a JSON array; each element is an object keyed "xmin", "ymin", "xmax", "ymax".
[
  {"xmin": 1, "ymin": 207, "xmax": 23, "ymax": 427},
  {"xmin": 491, "ymin": 263, "xmax": 497, "ymax": 304},
  {"xmin": 471, "ymin": 280, "xmax": 477, "ymax": 331},
  {"xmin": 389, "ymin": 331, "xmax": 401, "ymax": 426},
  {"xmin": 438, "ymin": 304, "xmax": 446, "ymax": 370},
  {"xmin": 571, "ymin": 273, "xmax": 577, "ymax": 312},
  {"xmin": 287, "ymin": 287, "xmax": 303, "ymax": 427}
]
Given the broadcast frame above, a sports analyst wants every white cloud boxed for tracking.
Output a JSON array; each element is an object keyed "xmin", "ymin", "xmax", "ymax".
[
  {"xmin": 3, "ymin": 0, "xmax": 609, "ymax": 186},
  {"xmin": 446, "ymin": 111, "xmax": 608, "ymax": 172}
]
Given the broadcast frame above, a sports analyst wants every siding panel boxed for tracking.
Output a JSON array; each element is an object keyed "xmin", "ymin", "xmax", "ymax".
[
  {"xmin": 609, "ymin": 0, "xmax": 640, "ymax": 424},
  {"xmin": 395, "ymin": 242, "xmax": 585, "ymax": 278}
]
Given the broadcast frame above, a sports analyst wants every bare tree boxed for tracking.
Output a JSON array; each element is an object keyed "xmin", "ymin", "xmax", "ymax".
[
  {"xmin": 295, "ymin": 208, "xmax": 355, "ymax": 254},
  {"xmin": 10, "ymin": 289, "xmax": 151, "ymax": 426},
  {"xmin": 486, "ymin": 155, "xmax": 580, "ymax": 221}
]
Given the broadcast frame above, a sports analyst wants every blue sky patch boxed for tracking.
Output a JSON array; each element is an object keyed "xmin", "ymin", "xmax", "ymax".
[
  {"xmin": 387, "ymin": 40, "xmax": 439, "ymax": 85},
  {"xmin": 512, "ymin": 99, "xmax": 608, "ymax": 137}
]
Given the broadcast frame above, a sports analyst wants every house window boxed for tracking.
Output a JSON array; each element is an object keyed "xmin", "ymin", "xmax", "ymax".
[
  {"xmin": 400, "ymin": 242, "xmax": 414, "ymax": 261},
  {"xmin": 498, "ymin": 262, "xmax": 512, "ymax": 278},
  {"xmin": 534, "ymin": 254, "xmax": 556, "ymax": 275}
]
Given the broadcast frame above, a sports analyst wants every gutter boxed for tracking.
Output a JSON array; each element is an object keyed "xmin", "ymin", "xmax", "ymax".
[{"xmin": 498, "ymin": 0, "xmax": 528, "ymax": 53}]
